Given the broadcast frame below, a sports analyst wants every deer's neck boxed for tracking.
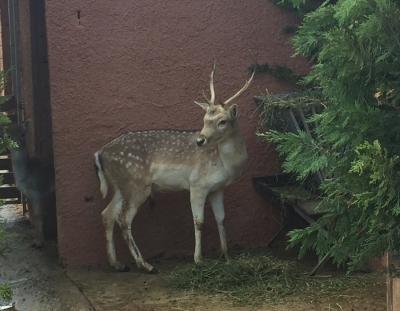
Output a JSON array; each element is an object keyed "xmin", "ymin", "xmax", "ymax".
[
  {"xmin": 9, "ymin": 141, "xmax": 32, "ymax": 179},
  {"xmin": 217, "ymin": 123, "xmax": 247, "ymax": 176}
]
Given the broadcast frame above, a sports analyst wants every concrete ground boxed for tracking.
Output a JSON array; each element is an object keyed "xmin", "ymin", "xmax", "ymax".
[
  {"xmin": 0, "ymin": 204, "xmax": 254, "ymax": 311},
  {"xmin": 0, "ymin": 204, "xmax": 387, "ymax": 311}
]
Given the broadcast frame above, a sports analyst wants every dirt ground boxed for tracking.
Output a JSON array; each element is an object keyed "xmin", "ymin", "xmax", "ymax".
[{"xmin": 0, "ymin": 204, "xmax": 387, "ymax": 311}]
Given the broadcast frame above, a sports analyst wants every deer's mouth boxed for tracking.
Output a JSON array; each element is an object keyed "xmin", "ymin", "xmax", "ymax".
[
  {"xmin": 196, "ymin": 137, "xmax": 206, "ymax": 147},
  {"xmin": 197, "ymin": 133, "xmax": 211, "ymax": 147}
]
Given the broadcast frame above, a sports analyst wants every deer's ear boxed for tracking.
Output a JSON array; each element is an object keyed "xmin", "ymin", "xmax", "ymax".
[
  {"xmin": 194, "ymin": 101, "xmax": 209, "ymax": 111},
  {"xmin": 22, "ymin": 119, "xmax": 31, "ymax": 130},
  {"xmin": 229, "ymin": 104, "xmax": 238, "ymax": 119}
]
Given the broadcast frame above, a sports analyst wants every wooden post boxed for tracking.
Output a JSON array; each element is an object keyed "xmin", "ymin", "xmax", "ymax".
[
  {"xmin": 387, "ymin": 251, "xmax": 400, "ymax": 311},
  {"xmin": 0, "ymin": 0, "xmax": 12, "ymax": 95}
]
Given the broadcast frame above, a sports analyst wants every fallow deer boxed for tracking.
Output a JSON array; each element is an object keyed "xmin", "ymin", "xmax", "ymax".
[
  {"xmin": 6, "ymin": 120, "xmax": 56, "ymax": 248},
  {"xmin": 94, "ymin": 63, "xmax": 255, "ymax": 273}
]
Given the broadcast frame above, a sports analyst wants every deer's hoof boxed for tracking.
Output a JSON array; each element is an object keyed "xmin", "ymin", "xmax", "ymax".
[
  {"xmin": 31, "ymin": 242, "xmax": 43, "ymax": 249},
  {"xmin": 149, "ymin": 268, "xmax": 159, "ymax": 274}
]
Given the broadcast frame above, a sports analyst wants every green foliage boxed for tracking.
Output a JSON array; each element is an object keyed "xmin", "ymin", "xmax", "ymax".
[
  {"xmin": 270, "ymin": 0, "xmax": 332, "ymax": 16},
  {"xmin": 281, "ymin": 25, "xmax": 297, "ymax": 34},
  {"xmin": 258, "ymin": 0, "xmax": 400, "ymax": 272},
  {"xmin": 259, "ymin": 130, "xmax": 330, "ymax": 180},
  {"xmin": 0, "ymin": 220, "xmax": 14, "ymax": 260},
  {"xmin": 0, "ymin": 284, "xmax": 12, "ymax": 304},
  {"xmin": 248, "ymin": 62, "xmax": 305, "ymax": 83}
]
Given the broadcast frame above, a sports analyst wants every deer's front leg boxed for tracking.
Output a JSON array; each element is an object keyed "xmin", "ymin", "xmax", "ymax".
[
  {"xmin": 209, "ymin": 189, "xmax": 232, "ymax": 260},
  {"xmin": 190, "ymin": 188, "xmax": 207, "ymax": 264}
]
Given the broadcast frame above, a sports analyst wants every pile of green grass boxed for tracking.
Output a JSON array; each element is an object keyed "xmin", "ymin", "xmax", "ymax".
[{"xmin": 169, "ymin": 253, "xmax": 382, "ymax": 305}]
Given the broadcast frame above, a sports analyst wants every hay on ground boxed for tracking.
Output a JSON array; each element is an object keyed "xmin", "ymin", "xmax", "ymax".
[{"xmin": 169, "ymin": 253, "xmax": 382, "ymax": 306}]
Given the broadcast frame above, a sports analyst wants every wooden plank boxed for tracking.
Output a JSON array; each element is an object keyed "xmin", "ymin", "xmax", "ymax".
[
  {"xmin": 0, "ymin": 150, "xmax": 11, "ymax": 156},
  {"xmin": 2, "ymin": 196, "xmax": 21, "ymax": 204},
  {"xmin": 7, "ymin": 114, "xmax": 17, "ymax": 124},
  {"xmin": 0, "ymin": 96, "xmax": 17, "ymax": 112},
  {"xmin": 0, "ymin": 158, "xmax": 12, "ymax": 170},
  {"xmin": 2, "ymin": 200, "xmax": 20, "ymax": 205},
  {"xmin": 1, "ymin": 172, "xmax": 15, "ymax": 184},
  {"xmin": 0, "ymin": 0, "xmax": 12, "ymax": 95},
  {"xmin": 3, "ymin": 172, "xmax": 15, "ymax": 184},
  {"xmin": 0, "ymin": 186, "xmax": 20, "ymax": 199}
]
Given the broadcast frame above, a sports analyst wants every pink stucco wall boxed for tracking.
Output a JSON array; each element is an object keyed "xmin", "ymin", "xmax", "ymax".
[{"xmin": 44, "ymin": 0, "xmax": 309, "ymax": 267}]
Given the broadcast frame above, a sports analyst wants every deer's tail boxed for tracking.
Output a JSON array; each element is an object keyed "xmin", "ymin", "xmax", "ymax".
[{"xmin": 94, "ymin": 151, "xmax": 108, "ymax": 199}]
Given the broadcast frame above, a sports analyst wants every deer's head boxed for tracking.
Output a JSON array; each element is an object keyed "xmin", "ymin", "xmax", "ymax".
[
  {"xmin": 195, "ymin": 63, "xmax": 254, "ymax": 147},
  {"xmin": 6, "ymin": 119, "xmax": 31, "ymax": 147}
]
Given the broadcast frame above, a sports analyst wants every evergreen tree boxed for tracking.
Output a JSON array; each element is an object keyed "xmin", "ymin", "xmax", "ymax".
[{"xmin": 258, "ymin": 0, "xmax": 400, "ymax": 271}]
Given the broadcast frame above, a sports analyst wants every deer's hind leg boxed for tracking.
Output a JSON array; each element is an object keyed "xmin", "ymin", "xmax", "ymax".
[
  {"xmin": 101, "ymin": 189, "xmax": 129, "ymax": 272},
  {"xmin": 29, "ymin": 195, "xmax": 45, "ymax": 248},
  {"xmin": 118, "ymin": 186, "xmax": 158, "ymax": 274}
]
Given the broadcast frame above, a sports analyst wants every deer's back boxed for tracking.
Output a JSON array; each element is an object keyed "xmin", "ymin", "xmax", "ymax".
[{"xmin": 99, "ymin": 130, "xmax": 230, "ymax": 192}]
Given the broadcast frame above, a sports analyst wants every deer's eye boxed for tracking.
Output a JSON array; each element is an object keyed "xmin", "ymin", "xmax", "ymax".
[{"xmin": 218, "ymin": 119, "xmax": 227, "ymax": 127}]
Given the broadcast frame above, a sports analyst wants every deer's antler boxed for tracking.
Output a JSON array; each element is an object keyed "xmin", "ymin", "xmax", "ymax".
[
  {"xmin": 222, "ymin": 70, "xmax": 255, "ymax": 106},
  {"xmin": 195, "ymin": 61, "xmax": 218, "ymax": 108}
]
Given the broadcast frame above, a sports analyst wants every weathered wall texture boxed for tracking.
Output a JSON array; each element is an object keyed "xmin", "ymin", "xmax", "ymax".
[{"xmin": 44, "ymin": 0, "xmax": 310, "ymax": 266}]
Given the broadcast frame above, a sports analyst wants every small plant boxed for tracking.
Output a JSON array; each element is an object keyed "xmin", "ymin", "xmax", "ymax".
[
  {"xmin": 0, "ymin": 219, "xmax": 14, "ymax": 259},
  {"xmin": 0, "ymin": 284, "xmax": 13, "ymax": 305}
]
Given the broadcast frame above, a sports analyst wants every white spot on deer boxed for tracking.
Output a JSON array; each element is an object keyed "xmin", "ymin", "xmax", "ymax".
[
  {"xmin": 128, "ymin": 153, "xmax": 132, "ymax": 157},
  {"xmin": 120, "ymin": 152, "xmax": 124, "ymax": 156},
  {"xmin": 126, "ymin": 162, "xmax": 132, "ymax": 168}
]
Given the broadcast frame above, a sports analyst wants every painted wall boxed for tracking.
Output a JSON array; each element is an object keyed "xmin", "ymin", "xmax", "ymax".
[{"xmin": 44, "ymin": 0, "xmax": 310, "ymax": 266}]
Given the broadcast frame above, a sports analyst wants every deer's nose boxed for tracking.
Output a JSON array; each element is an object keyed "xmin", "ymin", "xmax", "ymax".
[{"xmin": 196, "ymin": 138, "xmax": 205, "ymax": 147}]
